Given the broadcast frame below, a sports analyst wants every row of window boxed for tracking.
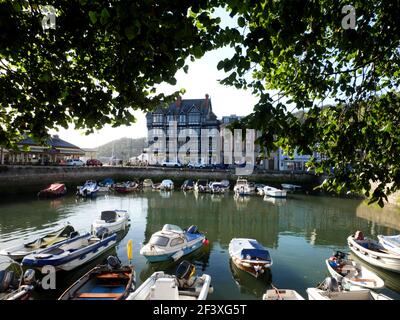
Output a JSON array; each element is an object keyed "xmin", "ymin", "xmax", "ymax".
[{"xmin": 152, "ymin": 114, "xmax": 203, "ymax": 123}]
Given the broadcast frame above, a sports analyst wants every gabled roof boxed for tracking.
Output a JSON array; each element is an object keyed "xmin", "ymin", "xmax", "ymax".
[{"xmin": 18, "ymin": 135, "xmax": 83, "ymax": 150}]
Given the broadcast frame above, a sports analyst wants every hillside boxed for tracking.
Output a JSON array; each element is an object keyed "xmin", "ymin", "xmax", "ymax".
[{"xmin": 97, "ymin": 137, "xmax": 147, "ymax": 160}]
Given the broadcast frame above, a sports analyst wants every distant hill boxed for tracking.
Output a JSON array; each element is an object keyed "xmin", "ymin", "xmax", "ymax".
[{"xmin": 97, "ymin": 137, "xmax": 147, "ymax": 160}]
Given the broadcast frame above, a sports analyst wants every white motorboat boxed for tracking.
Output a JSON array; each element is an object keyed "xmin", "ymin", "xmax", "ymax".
[
  {"xmin": 263, "ymin": 289, "xmax": 304, "ymax": 300},
  {"xmin": 140, "ymin": 224, "xmax": 206, "ymax": 262},
  {"xmin": 194, "ymin": 179, "xmax": 210, "ymax": 193},
  {"xmin": 143, "ymin": 179, "xmax": 154, "ymax": 188},
  {"xmin": 126, "ymin": 261, "xmax": 213, "ymax": 300},
  {"xmin": 263, "ymin": 186, "xmax": 287, "ymax": 198},
  {"xmin": 76, "ymin": 180, "xmax": 100, "ymax": 197},
  {"xmin": 233, "ymin": 178, "xmax": 254, "ymax": 196},
  {"xmin": 160, "ymin": 179, "xmax": 174, "ymax": 191},
  {"xmin": 347, "ymin": 231, "xmax": 400, "ymax": 273},
  {"xmin": 326, "ymin": 251, "xmax": 384, "ymax": 289},
  {"xmin": 91, "ymin": 210, "xmax": 130, "ymax": 234},
  {"xmin": 209, "ymin": 180, "xmax": 230, "ymax": 194},
  {"xmin": 377, "ymin": 234, "xmax": 400, "ymax": 256},
  {"xmin": 306, "ymin": 277, "xmax": 391, "ymax": 300},
  {"xmin": 229, "ymin": 238, "xmax": 272, "ymax": 277},
  {"xmin": 22, "ymin": 230, "xmax": 117, "ymax": 271},
  {"xmin": 0, "ymin": 224, "xmax": 77, "ymax": 261}
]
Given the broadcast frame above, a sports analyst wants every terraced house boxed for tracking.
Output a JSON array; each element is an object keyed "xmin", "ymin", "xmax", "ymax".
[{"xmin": 146, "ymin": 94, "xmax": 220, "ymax": 165}]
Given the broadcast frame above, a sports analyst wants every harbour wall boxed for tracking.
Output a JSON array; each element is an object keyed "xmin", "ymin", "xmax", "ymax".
[{"xmin": 0, "ymin": 165, "xmax": 320, "ymax": 195}]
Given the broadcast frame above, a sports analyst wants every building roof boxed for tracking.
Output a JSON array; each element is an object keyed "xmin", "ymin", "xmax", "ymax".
[{"xmin": 18, "ymin": 135, "xmax": 82, "ymax": 150}]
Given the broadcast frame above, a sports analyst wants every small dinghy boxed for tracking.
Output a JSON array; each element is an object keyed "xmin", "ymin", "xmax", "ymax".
[
  {"xmin": 97, "ymin": 178, "xmax": 114, "ymax": 193},
  {"xmin": 0, "ymin": 224, "xmax": 77, "ymax": 261},
  {"xmin": 92, "ymin": 210, "xmax": 130, "ymax": 234},
  {"xmin": 58, "ymin": 256, "xmax": 135, "ymax": 300},
  {"xmin": 22, "ymin": 229, "xmax": 117, "ymax": 271},
  {"xmin": 37, "ymin": 183, "xmax": 67, "ymax": 198},
  {"xmin": 229, "ymin": 238, "xmax": 273, "ymax": 278},
  {"xmin": 140, "ymin": 224, "xmax": 207, "ymax": 263},
  {"xmin": 112, "ymin": 181, "xmax": 140, "ymax": 193},
  {"xmin": 160, "ymin": 179, "xmax": 174, "ymax": 191},
  {"xmin": 263, "ymin": 288, "xmax": 304, "ymax": 300},
  {"xmin": 377, "ymin": 234, "xmax": 400, "ymax": 256},
  {"xmin": 126, "ymin": 260, "xmax": 212, "ymax": 300},
  {"xmin": 143, "ymin": 179, "xmax": 154, "ymax": 188},
  {"xmin": 263, "ymin": 186, "xmax": 287, "ymax": 198},
  {"xmin": 181, "ymin": 179, "xmax": 194, "ymax": 191},
  {"xmin": 1, "ymin": 269, "xmax": 37, "ymax": 300},
  {"xmin": 347, "ymin": 231, "xmax": 400, "ymax": 273},
  {"xmin": 306, "ymin": 277, "xmax": 392, "ymax": 300},
  {"xmin": 76, "ymin": 180, "xmax": 100, "ymax": 197},
  {"xmin": 326, "ymin": 251, "xmax": 384, "ymax": 289}
]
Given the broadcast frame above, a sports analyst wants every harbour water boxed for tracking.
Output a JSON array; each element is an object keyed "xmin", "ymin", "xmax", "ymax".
[{"xmin": 0, "ymin": 190, "xmax": 400, "ymax": 300}]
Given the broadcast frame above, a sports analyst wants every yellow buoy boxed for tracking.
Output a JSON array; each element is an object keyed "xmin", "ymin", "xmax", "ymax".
[{"xmin": 127, "ymin": 239, "xmax": 133, "ymax": 261}]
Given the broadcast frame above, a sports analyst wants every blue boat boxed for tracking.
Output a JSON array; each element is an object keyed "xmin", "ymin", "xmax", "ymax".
[
  {"xmin": 22, "ymin": 230, "xmax": 117, "ymax": 271},
  {"xmin": 140, "ymin": 224, "xmax": 206, "ymax": 263}
]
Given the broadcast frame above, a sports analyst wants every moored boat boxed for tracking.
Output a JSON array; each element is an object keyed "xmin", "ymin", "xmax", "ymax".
[
  {"xmin": 0, "ymin": 224, "xmax": 77, "ymax": 261},
  {"xmin": 58, "ymin": 256, "xmax": 135, "ymax": 300},
  {"xmin": 143, "ymin": 179, "xmax": 154, "ymax": 188},
  {"xmin": 229, "ymin": 238, "xmax": 272, "ymax": 278},
  {"xmin": 209, "ymin": 180, "xmax": 230, "ymax": 194},
  {"xmin": 37, "ymin": 183, "xmax": 67, "ymax": 198},
  {"xmin": 194, "ymin": 180, "xmax": 210, "ymax": 193},
  {"xmin": 140, "ymin": 224, "xmax": 207, "ymax": 263},
  {"xmin": 281, "ymin": 183, "xmax": 302, "ymax": 191},
  {"xmin": 181, "ymin": 179, "xmax": 194, "ymax": 191},
  {"xmin": 160, "ymin": 179, "xmax": 174, "ymax": 191},
  {"xmin": 22, "ymin": 229, "xmax": 117, "ymax": 271},
  {"xmin": 97, "ymin": 178, "xmax": 114, "ymax": 193},
  {"xmin": 76, "ymin": 180, "xmax": 100, "ymax": 197},
  {"xmin": 377, "ymin": 234, "xmax": 400, "ymax": 256},
  {"xmin": 347, "ymin": 231, "xmax": 400, "ymax": 273},
  {"xmin": 326, "ymin": 251, "xmax": 384, "ymax": 289},
  {"xmin": 126, "ymin": 260, "xmax": 212, "ymax": 300},
  {"xmin": 91, "ymin": 210, "xmax": 130, "ymax": 234},
  {"xmin": 263, "ymin": 288, "xmax": 304, "ymax": 300},
  {"xmin": 233, "ymin": 178, "xmax": 254, "ymax": 196},
  {"xmin": 306, "ymin": 277, "xmax": 391, "ymax": 300},
  {"xmin": 263, "ymin": 186, "xmax": 287, "ymax": 198},
  {"xmin": 112, "ymin": 181, "xmax": 140, "ymax": 193}
]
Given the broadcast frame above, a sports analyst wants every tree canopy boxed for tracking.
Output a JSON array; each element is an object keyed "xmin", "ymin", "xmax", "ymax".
[{"xmin": 1, "ymin": 0, "xmax": 400, "ymax": 205}]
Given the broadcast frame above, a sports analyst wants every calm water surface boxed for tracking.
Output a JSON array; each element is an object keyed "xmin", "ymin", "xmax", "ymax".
[{"xmin": 1, "ymin": 190, "xmax": 400, "ymax": 300}]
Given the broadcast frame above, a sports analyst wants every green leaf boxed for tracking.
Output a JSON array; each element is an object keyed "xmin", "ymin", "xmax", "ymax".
[
  {"xmin": 124, "ymin": 26, "xmax": 137, "ymax": 40},
  {"xmin": 89, "ymin": 11, "xmax": 97, "ymax": 24},
  {"xmin": 238, "ymin": 17, "xmax": 245, "ymax": 28}
]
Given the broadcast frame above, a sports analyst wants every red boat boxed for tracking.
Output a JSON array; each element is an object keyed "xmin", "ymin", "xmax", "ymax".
[{"xmin": 38, "ymin": 183, "xmax": 67, "ymax": 198}]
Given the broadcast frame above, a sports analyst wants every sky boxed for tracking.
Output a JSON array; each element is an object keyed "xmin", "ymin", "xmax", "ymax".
[{"xmin": 50, "ymin": 8, "xmax": 259, "ymax": 148}]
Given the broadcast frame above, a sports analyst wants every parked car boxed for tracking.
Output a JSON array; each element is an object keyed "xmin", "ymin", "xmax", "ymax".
[
  {"xmin": 66, "ymin": 159, "xmax": 85, "ymax": 166},
  {"xmin": 86, "ymin": 159, "xmax": 103, "ymax": 166},
  {"xmin": 187, "ymin": 161, "xmax": 206, "ymax": 169},
  {"xmin": 161, "ymin": 161, "xmax": 182, "ymax": 167}
]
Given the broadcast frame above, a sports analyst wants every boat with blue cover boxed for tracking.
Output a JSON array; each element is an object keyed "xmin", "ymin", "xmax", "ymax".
[
  {"xmin": 229, "ymin": 238, "xmax": 273, "ymax": 278},
  {"xmin": 21, "ymin": 229, "xmax": 117, "ymax": 271},
  {"xmin": 140, "ymin": 224, "xmax": 207, "ymax": 263}
]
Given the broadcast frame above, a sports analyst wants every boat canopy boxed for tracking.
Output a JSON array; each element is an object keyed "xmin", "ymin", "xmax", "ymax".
[
  {"xmin": 101, "ymin": 211, "xmax": 117, "ymax": 223},
  {"xmin": 241, "ymin": 248, "xmax": 271, "ymax": 261},
  {"xmin": 161, "ymin": 180, "xmax": 173, "ymax": 186},
  {"xmin": 162, "ymin": 224, "xmax": 183, "ymax": 233}
]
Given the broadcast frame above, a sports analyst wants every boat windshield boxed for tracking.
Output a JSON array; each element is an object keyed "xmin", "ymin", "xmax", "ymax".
[
  {"xmin": 149, "ymin": 235, "xmax": 169, "ymax": 247},
  {"xmin": 162, "ymin": 224, "xmax": 184, "ymax": 233},
  {"xmin": 236, "ymin": 180, "xmax": 247, "ymax": 185}
]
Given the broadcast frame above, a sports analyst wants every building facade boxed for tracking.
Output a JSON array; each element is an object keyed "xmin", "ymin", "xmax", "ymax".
[{"xmin": 146, "ymin": 94, "xmax": 220, "ymax": 165}]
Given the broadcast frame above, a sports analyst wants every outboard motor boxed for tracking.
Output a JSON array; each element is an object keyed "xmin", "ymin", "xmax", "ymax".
[
  {"xmin": 187, "ymin": 225, "xmax": 198, "ymax": 234},
  {"xmin": 334, "ymin": 251, "xmax": 347, "ymax": 260},
  {"xmin": 107, "ymin": 256, "xmax": 121, "ymax": 269},
  {"xmin": 23, "ymin": 269, "xmax": 36, "ymax": 286},
  {"xmin": 95, "ymin": 226, "xmax": 109, "ymax": 238},
  {"xmin": 175, "ymin": 260, "xmax": 196, "ymax": 288},
  {"xmin": 0, "ymin": 270, "xmax": 17, "ymax": 292},
  {"xmin": 318, "ymin": 277, "xmax": 339, "ymax": 292}
]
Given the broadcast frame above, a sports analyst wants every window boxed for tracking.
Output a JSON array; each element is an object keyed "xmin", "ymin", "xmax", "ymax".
[
  {"xmin": 170, "ymin": 238, "xmax": 184, "ymax": 247},
  {"xmin": 149, "ymin": 235, "xmax": 169, "ymax": 247},
  {"xmin": 153, "ymin": 114, "xmax": 164, "ymax": 123},
  {"xmin": 167, "ymin": 115, "xmax": 175, "ymax": 123},
  {"xmin": 188, "ymin": 113, "xmax": 200, "ymax": 124},
  {"xmin": 179, "ymin": 115, "xmax": 186, "ymax": 123}
]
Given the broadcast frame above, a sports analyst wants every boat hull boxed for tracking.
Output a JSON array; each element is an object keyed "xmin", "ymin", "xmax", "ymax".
[
  {"xmin": 142, "ymin": 238, "xmax": 204, "ymax": 263},
  {"xmin": 347, "ymin": 236, "xmax": 400, "ymax": 273}
]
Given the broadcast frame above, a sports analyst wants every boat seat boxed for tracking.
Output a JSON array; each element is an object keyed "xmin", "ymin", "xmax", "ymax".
[
  {"xmin": 76, "ymin": 293, "xmax": 121, "ymax": 299},
  {"xmin": 150, "ymin": 278, "xmax": 179, "ymax": 300}
]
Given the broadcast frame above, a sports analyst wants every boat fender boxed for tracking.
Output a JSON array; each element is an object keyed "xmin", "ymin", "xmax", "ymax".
[{"xmin": 202, "ymin": 238, "xmax": 209, "ymax": 246}]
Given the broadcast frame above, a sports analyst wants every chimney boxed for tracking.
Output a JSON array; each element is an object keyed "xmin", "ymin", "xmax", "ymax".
[
  {"xmin": 176, "ymin": 95, "xmax": 182, "ymax": 108},
  {"xmin": 205, "ymin": 93, "xmax": 209, "ymax": 107}
]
